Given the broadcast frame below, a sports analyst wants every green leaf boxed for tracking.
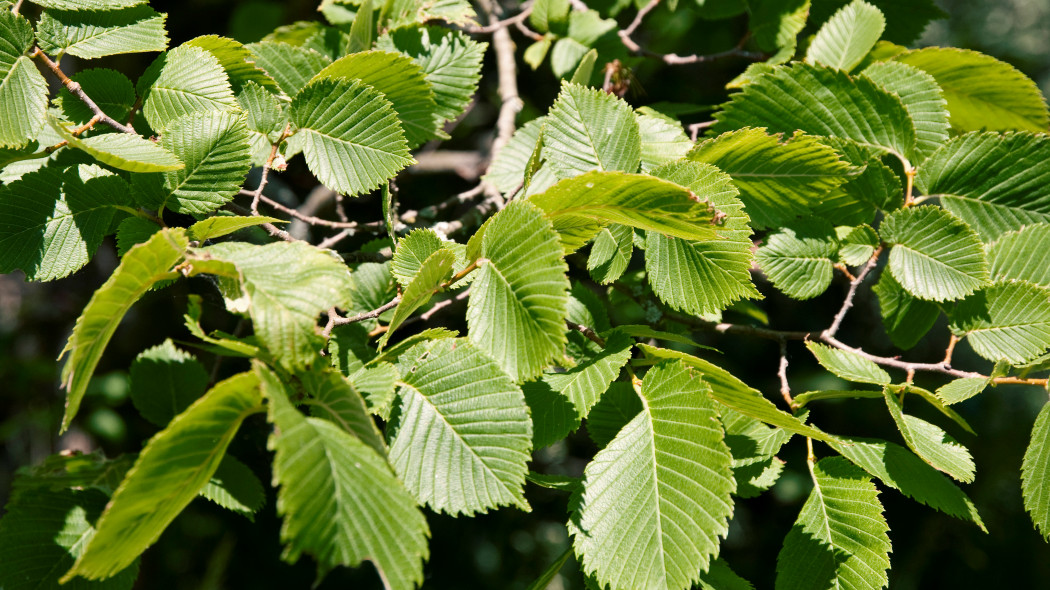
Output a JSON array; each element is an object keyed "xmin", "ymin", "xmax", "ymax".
[
  {"xmin": 644, "ymin": 160, "xmax": 760, "ymax": 315},
  {"xmin": 949, "ymin": 280, "xmax": 1050, "ymax": 365},
  {"xmin": 0, "ymin": 163, "xmax": 126, "ymax": 281},
  {"xmin": 697, "ymin": 559, "xmax": 756, "ymax": 590},
  {"xmin": 483, "ymin": 118, "xmax": 544, "ymax": 196},
  {"xmin": 794, "ymin": 389, "xmax": 884, "ymax": 406},
  {"xmin": 861, "ymin": 61, "xmax": 949, "ymax": 162},
  {"xmin": 748, "ymin": 0, "xmax": 809, "ymax": 52},
  {"xmin": 291, "ymin": 77, "xmax": 414, "ymax": 197},
  {"xmin": 390, "ymin": 338, "xmax": 532, "ymax": 514},
  {"xmin": 711, "ymin": 63, "xmax": 916, "ymax": 163},
  {"xmin": 831, "ymin": 436, "xmax": 984, "ymax": 529},
  {"xmin": 544, "ymin": 329, "xmax": 633, "ymax": 419},
  {"xmin": 196, "ymin": 241, "xmax": 353, "ymax": 369},
  {"xmin": 917, "ymin": 132, "xmax": 1050, "ymax": 241},
  {"xmin": 819, "ymin": 136, "xmax": 901, "ymax": 212},
  {"xmin": 187, "ymin": 214, "xmax": 284, "ymax": 241},
  {"xmin": 378, "ymin": 248, "xmax": 456, "ymax": 348},
  {"xmin": 55, "ymin": 68, "xmax": 136, "ymax": 125},
  {"xmin": 775, "ymin": 457, "xmax": 891, "ymax": 590},
  {"xmin": 235, "ymin": 80, "xmax": 286, "ymax": 166},
  {"xmin": 571, "ymin": 360, "xmax": 735, "ymax": 590},
  {"xmin": 894, "ymin": 47, "xmax": 1050, "ymax": 133},
  {"xmin": 467, "ymin": 200, "xmax": 570, "ymax": 381},
  {"xmin": 246, "ymin": 41, "xmax": 331, "ymax": 97},
  {"xmin": 63, "ymin": 371, "xmax": 262, "ymax": 581},
  {"xmin": 59, "ymin": 228, "xmax": 188, "ymax": 431},
  {"xmin": 13, "ymin": 451, "xmax": 135, "ymax": 497},
  {"xmin": 129, "ymin": 338, "xmax": 208, "ymax": 427},
  {"xmin": 0, "ymin": 11, "xmax": 48, "ymax": 148},
  {"xmin": 585, "ymin": 381, "xmax": 641, "ymax": 449},
  {"xmin": 989, "ymin": 224, "xmax": 1050, "ymax": 287},
  {"xmin": 312, "ymin": 50, "xmax": 440, "ymax": 148},
  {"xmin": 35, "ymin": 5, "xmax": 168, "ymax": 60},
  {"xmin": 883, "ymin": 388, "xmax": 975, "ymax": 482},
  {"xmin": 541, "ymin": 82, "xmax": 641, "ymax": 179},
  {"xmin": 29, "ymin": 0, "xmax": 147, "ymax": 8},
  {"xmin": 637, "ymin": 345, "xmax": 836, "ymax": 442},
  {"xmin": 184, "ymin": 35, "xmax": 281, "ymax": 95},
  {"xmin": 808, "ymin": 0, "xmax": 945, "ymax": 45},
  {"xmin": 807, "ymin": 341, "xmax": 891, "ymax": 385},
  {"xmin": 376, "ymin": 26, "xmax": 487, "ymax": 132},
  {"xmin": 872, "ymin": 269, "xmax": 940, "ymax": 350},
  {"xmin": 298, "ymin": 366, "xmax": 387, "ymax": 457},
  {"xmin": 0, "ymin": 488, "xmax": 139, "ymax": 590},
  {"xmin": 688, "ymin": 127, "xmax": 856, "ymax": 229},
  {"xmin": 756, "ymin": 218, "xmax": 840, "ymax": 300},
  {"xmin": 528, "ymin": 170, "xmax": 723, "ymax": 253},
  {"xmin": 524, "ymin": 378, "xmax": 581, "ymax": 449},
  {"xmin": 587, "ymin": 224, "xmax": 633, "ymax": 284},
  {"xmin": 349, "ymin": 361, "xmax": 400, "ymax": 419},
  {"xmin": 391, "ymin": 228, "xmax": 449, "ymax": 287},
  {"xmin": 880, "ymin": 206, "xmax": 989, "ymax": 301},
  {"xmin": 637, "ymin": 113, "xmax": 692, "ymax": 173},
  {"xmin": 837, "ymin": 224, "xmax": 878, "ymax": 266},
  {"xmin": 936, "ymin": 377, "xmax": 989, "ymax": 405},
  {"xmin": 1022, "ymin": 401, "xmax": 1050, "ymax": 540},
  {"xmin": 142, "ymin": 111, "xmax": 252, "ymax": 214},
  {"xmin": 199, "ymin": 455, "xmax": 265, "ymax": 520},
  {"xmin": 51, "ymin": 123, "xmax": 183, "ymax": 174},
  {"xmin": 259, "ymin": 364, "xmax": 428, "ymax": 589},
  {"xmin": 722, "ymin": 409, "xmax": 792, "ymax": 498},
  {"xmin": 806, "ymin": 0, "xmax": 885, "ymax": 72},
  {"xmin": 138, "ymin": 45, "xmax": 238, "ymax": 133},
  {"xmin": 382, "ymin": 0, "xmax": 477, "ymax": 29}
]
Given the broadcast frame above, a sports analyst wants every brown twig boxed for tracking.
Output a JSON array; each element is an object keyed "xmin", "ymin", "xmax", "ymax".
[
  {"xmin": 824, "ymin": 247, "xmax": 883, "ymax": 339},
  {"xmin": 31, "ymin": 48, "xmax": 137, "ymax": 134},
  {"xmin": 567, "ymin": 320, "xmax": 606, "ymax": 347},
  {"xmin": 688, "ymin": 121, "xmax": 715, "ymax": 141},
  {"xmin": 246, "ymin": 123, "xmax": 293, "ymax": 214},
  {"xmin": 463, "ymin": 4, "xmax": 534, "ymax": 34},
  {"xmin": 778, "ymin": 338, "xmax": 794, "ymax": 409},
  {"xmin": 943, "ymin": 334, "xmax": 960, "ymax": 365},
  {"xmin": 619, "ymin": 18, "xmax": 765, "ymax": 66},
  {"xmin": 322, "ymin": 298, "xmax": 401, "ymax": 338},
  {"xmin": 478, "ymin": 0, "xmax": 523, "ymax": 170}
]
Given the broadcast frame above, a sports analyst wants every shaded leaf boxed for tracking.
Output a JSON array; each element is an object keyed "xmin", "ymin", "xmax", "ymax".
[
  {"xmin": 55, "ymin": 68, "xmax": 136, "ymax": 125},
  {"xmin": 872, "ymin": 270, "xmax": 940, "ymax": 350},
  {"xmin": 755, "ymin": 218, "xmax": 840, "ymax": 300},
  {"xmin": 1022, "ymin": 401, "xmax": 1050, "ymax": 540},
  {"xmin": 949, "ymin": 280, "xmax": 1050, "ymax": 365},
  {"xmin": 378, "ymin": 248, "xmax": 456, "ymax": 348},
  {"xmin": 246, "ymin": 41, "xmax": 331, "ymax": 97},
  {"xmin": 807, "ymin": 341, "xmax": 891, "ymax": 385},
  {"xmin": 883, "ymin": 388, "xmax": 975, "ymax": 482},
  {"xmin": 187, "ymin": 215, "xmax": 284, "ymax": 241},
  {"xmin": 861, "ymin": 60, "xmax": 949, "ymax": 162},
  {"xmin": 299, "ymin": 366, "xmax": 386, "ymax": 457},
  {"xmin": 198, "ymin": 455, "xmax": 265, "ymax": 520},
  {"xmin": 129, "ymin": 339, "xmax": 208, "ymax": 427}
]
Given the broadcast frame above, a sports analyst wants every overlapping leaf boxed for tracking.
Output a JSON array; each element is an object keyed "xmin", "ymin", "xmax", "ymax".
[
  {"xmin": 528, "ymin": 170, "xmax": 723, "ymax": 252},
  {"xmin": 861, "ymin": 61, "xmax": 949, "ymax": 162},
  {"xmin": 466, "ymin": 200, "xmax": 570, "ymax": 381},
  {"xmin": 949, "ymin": 280, "xmax": 1050, "ymax": 365},
  {"xmin": 129, "ymin": 339, "xmax": 209, "ymax": 427},
  {"xmin": 29, "ymin": 0, "xmax": 147, "ymax": 8},
  {"xmin": 543, "ymin": 329, "xmax": 633, "ymax": 420},
  {"xmin": 62, "ymin": 372, "xmax": 262, "ymax": 581},
  {"xmin": 391, "ymin": 228, "xmax": 449, "ymax": 287},
  {"xmin": 259, "ymin": 364, "xmax": 428, "ymax": 589},
  {"xmin": 235, "ymin": 80, "xmax": 286, "ymax": 165},
  {"xmin": 644, "ymin": 160, "xmax": 759, "ymax": 315},
  {"xmin": 775, "ymin": 457, "xmax": 891, "ymax": 590},
  {"xmin": 917, "ymin": 132, "xmax": 1050, "ymax": 240},
  {"xmin": 571, "ymin": 361, "xmax": 736, "ymax": 590},
  {"xmin": 989, "ymin": 225, "xmax": 1050, "ymax": 287},
  {"xmin": 483, "ymin": 118, "xmax": 544, "ymax": 196},
  {"xmin": 185, "ymin": 35, "xmax": 281, "ymax": 95},
  {"xmin": 711, "ymin": 63, "xmax": 917, "ymax": 163},
  {"xmin": 587, "ymin": 224, "xmax": 633, "ymax": 285},
  {"xmin": 52, "ymin": 120, "xmax": 184, "ymax": 173},
  {"xmin": 390, "ymin": 339, "xmax": 532, "ymax": 514},
  {"xmin": 196, "ymin": 241, "xmax": 353, "ymax": 369},
  {"xmin": 138, "ymin": 45, "xmax": 238, "ymax": 133},
  {"xmin": 806, "ymin": 0, "xmax": 885, "ymax": 72},
  {"xmin": 0, "ymin": 10, "xmax": 47, "ymax": 148},
  {"xmin": 1022, "ymin": 401, "xmax": 1050, "ymax": 540},
  {"xmin": 35, "ymin": 5, "xmax": 168, "ymax": 59},
  {"xmin": 756, "ymin": 218, "xmax": 840, "ymax": 300},
  {"xmin": 198, "ymin": 455, "xmax": 265, "ymax": 520},
  {"xmin": 376, "ymin": 26, "xmax": 486, "ymax": 131},
  {"xmin": 291, "ymin": 77, "xmax": 414, "ymax": 197},
  {"xmin": 312, "ymin": 50, "xmax": 440, "ymax": 148},
  {"xmin": 541, "ymin": 82, "xmax": 641, "ymax": 179},
  {"xmin": 187, "ymin": 215, "xmax": 283, "ymax": 241},
  {"xmin": 880, "ymin": 206, "xmax": 989, "ymax": 301},
  {"xmin": 298, "ymin": 367, "xmax": 386, "ymax": 457},
  {"xmin": 883, "ymin": 388, "xmax": 975, "ymax": 482},
  {"xmin": 722, "ymin": 409, "xmax": 792, "ymax": 498},
  {"xmin": 378, "ymin": 249, "xmax": 456, "ymax": 348},
  {"xmin": 0, "ymin": 164, "xmax": 127, "ymax": 281},
  {"xmin": 807, "ymin": 0, "xmax": 945, "ymax": 45},
  {"xmin": 55, "ymin": 68, "xmax": 136, "ymax": 124},
  {"xmin": 872, "ymin": 270, "xmax": 940, "ymax": 349},
  {"xmin": 637, "ymin": 113, "xmax": 692, "ymax": 173},
  {"xmin": 59, "ymin": 227, "xmax": 188, "ymax": 431},
  {"xmin": 688, "ymin": 128, "xmax": 856, "ymax": 229},
  {"xmin": 895, "ymin": 47, "xmax": 1050, "ymax": 132},
  {"xmin": 246, "ymin": 41, "xmax": 331, "ymax": 97}
]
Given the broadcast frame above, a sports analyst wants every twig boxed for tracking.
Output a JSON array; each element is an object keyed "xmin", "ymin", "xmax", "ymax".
[
  {"xmin": 824, "ymin": 247, "xmax": 883, "ymax": 339},
  {"xmin": 778, "ymin": 338, "xmax": 794, "ymax": 409},
  {"xmin": 241, "ymin": 191, "xmax": 388, "ymax": 232},
  {"xmin": 567, "ymin": 320, "xmax": 606, "ymax": 347},
  {"xmin": 246, "ymin": 123, "xmax": 293, "ymax": 214},
  {"xmin": 478, "ymin": 0, "xmax": 523, "ymax": 168},
  {"xmin": 618, "ymin": 23, "xmax": 765, "ymax": 66},
  {"xmin": 431, "ymin": 191, "xmax": 505, "ymax": 236},
  {"xmin": 513, "ymin": 19, "xmax": 544, "ymax": 41},
  {"xmin": 12, "ymin": 0, "xmax": 24, "ymax": 15},
  {"xmin": 31, "ymin": 48, "xmax": 137, "ymax": 134},
  {"xmin": 408, "ymin": 150, "xmax": 487, "ymax": 179},
  {"xmin": 943, "ymin": 334, "xmax": 960, "ymax": 365},
  {"xmin": 317, "ymin": 229, "xmax": 354, "ymax": 250},
  {"xmin": 322, "ymin": 298, "xmax": 401, "ymax": 338},
  {"xmin": 400, "ymin": 184, "xmax": 486, "ymax": 225},
  {"xmin": 418, "ymin": 288, "xmax": 470, "ymax": 322},
  {"xmin": 225, "ymin": 202, "xmax": 297, "ymax": 242},
  {"xmin": 620, "ymin": 0, "xmax": 661, "ymax": 40},
  {"xmin": 820, "ymin": 334, "xmax": 985, "ymax": 380},
  {"xmin": 688, "ymin": 121, "xmax": 715, "ymax": 141},
  {"xmin": 463, "ymin": 4, "xmax": 533, "ymax": 34}
]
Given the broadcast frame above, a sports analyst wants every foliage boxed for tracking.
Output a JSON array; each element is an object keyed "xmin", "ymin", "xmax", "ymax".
[{"xmin": 2, "ymin": 0, "xmax": 1050, "ymax": 589}]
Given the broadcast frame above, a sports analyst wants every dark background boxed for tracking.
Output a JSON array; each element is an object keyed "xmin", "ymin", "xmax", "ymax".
[{"xmin": 2, "ymin": 0, "xmax": 1049, "ymax": 588}]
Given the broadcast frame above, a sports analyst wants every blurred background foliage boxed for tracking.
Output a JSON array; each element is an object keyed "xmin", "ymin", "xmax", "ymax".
[{"xmin": 2, "ymin": 0, "xmax": 1050, "ymax": 588}]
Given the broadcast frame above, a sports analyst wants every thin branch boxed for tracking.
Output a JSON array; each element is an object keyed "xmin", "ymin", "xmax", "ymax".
[
  {"xmin": 463, "ymin": 4, "xmax": 533, "ymax": 33},
  {"xmin": 224, "ymin": 202, "xmax": 297, "ymax": 242},
  {"xmin": 567, "ymin": 320, "xmax": 606, "ymax": 347},
  {"xmin": 431, "ymin": 191, "xmax": 504, "ymax": 236},
  {"xmin": 478, "ymin": 0, "xmax": 523, "ymax": 167},
  {"xmin": 688, "ymin": 120, "xmax": 715, "ymax": 141},
  {"xmin": 820, "ymin": 334, "xmax": 985, "ymax": 380},
  {"xmin": 513, "ymin": 19, "xmax": 544, "ymax": 41},
  {"xmin": 778, "ymin": 338, "xmax": 794, "ymax": 409},
  {"xmin": 401, "ymin": 184, "xmax": 486, "ymax": 225},
  {"xmin": 246, "ymin": 123, "xmax": 293, "ymax": 214},
  {"xmin": 620, "ymin": 0, "xmax": 660, "ymax": 39},
  {"xmin": 31, "ymin": 48, "xmax": 137, "ymax": 134},
  {"xmin": 619, "ymin": 17, "xmax": 765, "ymax": 66},
  {"xmin": 322, "ymin": 298, "xmax": 401, "ymax": 338},
  {"xmin": 824, "ymin": 247, "xmax": 883, "ymax": 339},
  {"xmin": 943, "ymin": 334, "xmax": 960, "ymax": 365},
  {"xmin": 418, "ymin": 288, "xmax": 470, "ymax": 322},
  {"xmin": 11, "ymin": 0, "xmax": 24, "ymax": 15}
]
